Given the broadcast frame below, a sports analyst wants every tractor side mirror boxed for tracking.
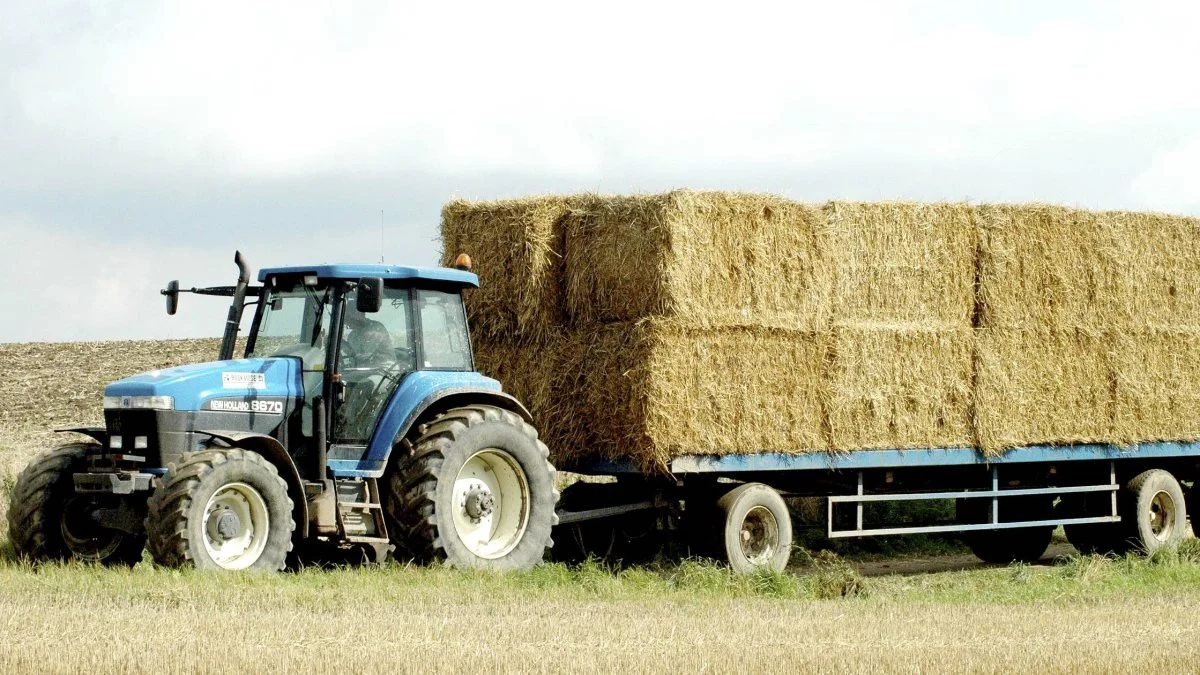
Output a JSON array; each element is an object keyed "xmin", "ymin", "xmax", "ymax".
[
  {"xmin": 162, "ymin": 280, "xmax": 180, "ymax": 316},
  {"xmin": 356, "ymin": 278, "xmax": 384, "ymax": 313}
]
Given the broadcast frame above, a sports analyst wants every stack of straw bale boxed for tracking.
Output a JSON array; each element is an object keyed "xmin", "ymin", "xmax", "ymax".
[
  {"xmin": 974, "ymin": 205, "xmax": 1200, "ymax": 451},
  {"xmin": 442, "ymin": 191, "xmax": 1200, "ymax": 471}
]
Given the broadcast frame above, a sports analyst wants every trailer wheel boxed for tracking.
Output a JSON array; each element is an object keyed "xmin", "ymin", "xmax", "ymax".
[
  {"xmin": 8, "ymin": 443, "xmax": 146, "ymax": 566},
  {"xmin": 146, "ymin": 448, "xmax": 294, "ymax": 571},
  {"xmin": 1121, "ymin": 469, "xmax": 1187, "ymax": 554},
  {"xmin": 387, "ymin": 405, "xmax": 558, "ymax": 570},
  {"xmin": 1061, "ymin": 492, "xmax": 1127, "ymax": 555},
  {"xmin": 716, "ymin": 483, "xmax": 792, "ymax": 574},
  {"xmin": 960, "ymin": 497, "xmax": 1054, "ymax": 564}
]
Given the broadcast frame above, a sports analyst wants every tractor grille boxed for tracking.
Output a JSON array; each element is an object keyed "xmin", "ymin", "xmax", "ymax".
[{"xmin": 104, "ymin": 410, "xmax": 160, "ymax": 464}]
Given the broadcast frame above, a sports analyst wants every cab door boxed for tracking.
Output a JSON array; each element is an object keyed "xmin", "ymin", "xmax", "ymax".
[{"xmin": 329, "ymin": 285, "xmax": 416, "ymax": 449}]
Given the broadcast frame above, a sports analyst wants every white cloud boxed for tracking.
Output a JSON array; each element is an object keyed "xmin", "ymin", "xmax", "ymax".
[
  {"xmin": 3, "ymin": 0, "xmax": 1199, "ymax": 341},
  {"xmin": 1131, "ymin": 135, "xmax": 1200, "ymax": 212},
  {"xmin": 0, "ymin": 214, "xmax": 434, "ymax": 343}
]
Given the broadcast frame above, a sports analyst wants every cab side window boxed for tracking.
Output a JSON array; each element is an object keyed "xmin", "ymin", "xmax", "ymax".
[{"xmin": 417, "ymin": 290, "xmax": 472, "ymax": 370}]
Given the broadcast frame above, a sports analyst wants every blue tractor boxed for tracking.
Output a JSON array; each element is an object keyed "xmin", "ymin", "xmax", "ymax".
[{"xmin": 7, "ymin": 252, "xmax": 559, "ymax": 570}]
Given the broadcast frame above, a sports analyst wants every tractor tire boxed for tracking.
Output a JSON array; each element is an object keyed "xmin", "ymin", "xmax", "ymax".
[
  {"xmin": 960, "ymin": 496, "xmax": 1054, "ymax": 564},
  {"xmin": 1119, "ymin": 469, "xmax": 1188, "ymax": 554},
  {"xmin": 387, "ymin": 405, "xmax": 558, "ymax": 570},
  {"xmin": 8, "ymin": 443, "xmax": 146, "ymax": 566},
  {"xmin": 715, "ymin": 483, "xmax": 793, "ymax": 574},
  {"xmin": 146, "ymin": 448, "xmax": 294, "ymax": 571}
]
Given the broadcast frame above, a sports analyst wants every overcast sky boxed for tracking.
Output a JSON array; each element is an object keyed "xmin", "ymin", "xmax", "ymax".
[{"xmin": 2, "ymin": 0, "xmax": 1198, "ymax": 343}]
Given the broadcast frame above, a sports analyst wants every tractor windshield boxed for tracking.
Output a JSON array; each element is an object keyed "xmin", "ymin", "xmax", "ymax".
[{"xmin": 246, "ymin": 281, "xmax": 333, "ymax": 369}]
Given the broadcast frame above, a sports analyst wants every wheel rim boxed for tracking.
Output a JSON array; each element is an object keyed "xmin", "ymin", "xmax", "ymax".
[
  {"xmin": 739, "ymin": 506, "xmax": 780, "ymax": 566},
  {"xmin": 451, "ymin": 449, "xmax": 530, "ymax": 560},
  {"xmin": 60, "ymin": 497, "xmax": 123, "ymax": 562},
  {"xmin": 203, "ymin": 482, "xmax": 270, "ymax": 570},
  {"xmin": 1148, "ymin": 490, "xmax": 1176, "ymax": 541}
]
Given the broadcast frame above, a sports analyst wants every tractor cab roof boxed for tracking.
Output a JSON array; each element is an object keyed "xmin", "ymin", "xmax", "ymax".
[{"xmin": 258, "ymin": 264, "xmax": 479, "ymax": 288}]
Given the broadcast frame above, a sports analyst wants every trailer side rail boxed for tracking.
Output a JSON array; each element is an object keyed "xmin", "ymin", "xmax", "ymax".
[{"xmin": 825, "ymin": 463, "xmax": 1121, "ymax": 538}]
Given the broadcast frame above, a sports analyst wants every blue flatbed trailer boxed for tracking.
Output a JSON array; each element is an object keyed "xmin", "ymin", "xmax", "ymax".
[{"xmin": 555, "ymin": 441, "xmax": 1199, "ymax": 566}]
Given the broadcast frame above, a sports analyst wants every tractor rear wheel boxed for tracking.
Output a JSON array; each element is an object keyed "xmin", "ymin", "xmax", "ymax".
[
  {"xmin": 8, "ymin": 443, "xmax": 146, "ymax": 566},
  {"xmin": 146, "ymin": 448, "xmax": 294, "ymax": 571},
  {"xmin": 387, "ymin": 405, "xmax": 558, "ymax": 570}
]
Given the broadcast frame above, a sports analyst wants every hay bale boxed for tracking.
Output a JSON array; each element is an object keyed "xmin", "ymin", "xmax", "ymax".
[
  {"xmin": 1109, "ymin": 329, "xmax": 1200, "ymax": 444},
  {"xmin": 826, "ymin": 326, "xmax": 975, "ymax": 451},
  {"xmin": 824, "ymin": 202, "xmax": 976, "ymax": 328},
  {"xmin": 551, "ymin": 320, "xmax": 829, "ymax": 471},
  {"xmin": 441, "ymin": 196, "xmax": 592, "ymax": 342},
  {"xmin": 563, "ymin": 191, "xmax": 831, "ymax": 330},
  {"xmin": 976, "ymin": 204, "xmax": 1200, "ymax": 329},
  {"xmin": 974, "ymin": 329, "xmax": 1112, "ymax": 453}
]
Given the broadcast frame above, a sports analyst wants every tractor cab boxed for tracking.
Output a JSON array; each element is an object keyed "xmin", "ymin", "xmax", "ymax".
[{"xmin": 246, "ymin": 264, "xmax": 477, "ymax": 462}]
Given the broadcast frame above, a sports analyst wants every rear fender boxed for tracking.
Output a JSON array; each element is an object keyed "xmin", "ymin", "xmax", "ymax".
[
  {"xmin": 359, "ymin": 372, "xmax": 534, "ymax": 476},
  {"xmin": 197, "ymin": 430, "xmax": 309, "ymax": 539}
]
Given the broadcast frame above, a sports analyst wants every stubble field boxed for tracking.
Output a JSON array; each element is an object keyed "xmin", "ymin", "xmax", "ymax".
[{"xmin": 0, "ymin": 339, "xmax": 1198, "ymax": 673}]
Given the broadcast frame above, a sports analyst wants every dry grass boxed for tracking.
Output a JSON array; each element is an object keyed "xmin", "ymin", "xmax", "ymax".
[{"xmin": 0, "ymin": 558, "xmax": 1198, "ymax": 673}]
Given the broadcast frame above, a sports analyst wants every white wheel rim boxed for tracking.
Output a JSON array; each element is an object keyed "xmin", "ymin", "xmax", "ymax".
[
  {"xmin": 452, "ymin": 449, "xmax": 530, "ymax": 559},
  {"xmin": 1148, "ymin": 490, "xmax": 1176, "ymax": 542},
  {"xmin": 203, "ymin": 482, "xmax": 270, "ymax": 570},
  {"xmin": 740, "ymin": 506, "xmax": 780, "ymax": 566}
]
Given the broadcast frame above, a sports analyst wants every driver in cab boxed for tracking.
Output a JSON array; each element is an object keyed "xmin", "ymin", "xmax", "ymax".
[{"xmin": 342, "ymin": 304, "xmax": 393, "ymax": 368}]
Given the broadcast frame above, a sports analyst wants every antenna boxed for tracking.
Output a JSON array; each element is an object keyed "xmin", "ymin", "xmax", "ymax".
[{"xmin": 379, "ymin": 209, "xmax": 385, "ymax": 263}]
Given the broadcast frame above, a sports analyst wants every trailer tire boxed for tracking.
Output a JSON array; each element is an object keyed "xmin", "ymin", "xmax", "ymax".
[
  {"xmin": 716, "ymin": 483, "xmax": 792, "ymax": 574},
  {"xmin": 960, "ymin": 497, "xmax": 1054, "ymax": 564},
  {"xmin": 8, "ymin": 443, "xmax": 146, "ymax": 566},
  {"xmin": 387, "ymin": 405, "xmax": 558, "ymax": 570},
  {"xmin": 146, "ymin": 448, "xmax": 294, "ymax": 571},
  {"xmin": 1121, "ymin": 469, "xmax": 1187, "ymax": 554}
]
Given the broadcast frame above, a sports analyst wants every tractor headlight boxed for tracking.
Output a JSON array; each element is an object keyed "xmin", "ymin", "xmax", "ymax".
[{"xmin": 103, "ymin": 395, "xmax": 176, "ymax": 411}]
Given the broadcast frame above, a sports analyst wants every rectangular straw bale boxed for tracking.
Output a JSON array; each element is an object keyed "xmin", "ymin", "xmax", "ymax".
[
  {"xmin": 824, "ymin": 202, "xmax": 976, "ymax": 328},
  {"xmin": 826, "ymin": 326, "xmax": 975, "ymax": 450},
  {"xmin": 1100, "ymin": 211, "xmax": 1200, "ymax": 329},
  {"xmin": 1109, "ymin": 329, "xmax": 1200, "ymax": 443},
  {"xmin": 976, "ymin": 204, "xmax": 1109, "ymax": 328},
  {"xmin": 471, "ymin": 336, "xmax": 560, "ymax": 425},
  {"xmin": 976, "ymin": 205, "xmax": 1200, "ymax": 329},
  {"xmin": 974, "ymin": 329, "xmax": 1112, "ymax": 453},
  {"xmin": 554, "ymin": 320, "xmax": 829, "ymax": 472},
  {"xmin": 563, "ymin": 191, "xmax": 831, "ymax": 330},
  {"xmin": 441, "ymin": 196, "xmax": 590, "ymax": 342}
]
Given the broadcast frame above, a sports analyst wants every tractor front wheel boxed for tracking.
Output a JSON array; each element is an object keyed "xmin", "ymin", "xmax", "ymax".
[
  {"xmin": 8, "ymin": 443, "xmax": 146, "ymax": 566},
  {"xmin": 146, "ymin": 448, "xmax": 294, "ymax": 571},
  {"xmin": 387, "ymin": 405, "xmax": 558, "ymax": 570}
]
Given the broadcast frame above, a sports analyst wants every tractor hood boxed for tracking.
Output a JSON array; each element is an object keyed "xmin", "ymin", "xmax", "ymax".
[{"xmin": 104, "ymin": 358, "xmax": 303, "ymax": 412}]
